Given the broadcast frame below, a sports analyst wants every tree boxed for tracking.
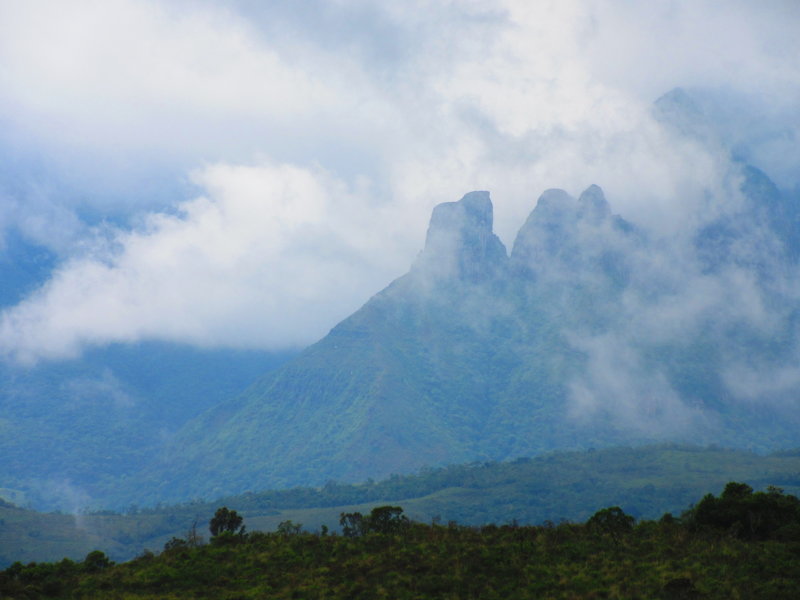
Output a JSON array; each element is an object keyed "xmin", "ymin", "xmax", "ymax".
[
  {"xmin": 721, "ymin": 481, "xmax": 753, "ymax": 500},
  {"xmin": 277, "ymin": 520, "xmax": 302, "ymax": 536},
  {"xmin": 367, "ymin": 506, "xmax": 409, "ymax": 535},
  {"xmin": 587, "ymin": 506, "xmax": 634, "ymax": 543},
  {"xmin": 688, "ymin": 481, "xmax": 800, "ymax": 540},
  {"xmin": 163, "ymin": 537, "xmax": 188, "ymax": 553},
  {"xmin": 186, "ymin": 519, "xmax": 204, "ymax": 547},
  {"xmin": 340, "ymin": 511, "xmax": 366, "ymax": 537},
  {"xmin": 82, "ymin": 550, "xmax": 113, "ymax": 573},
  {"xmin": 340, "ymin": 506, "xmax": 409, "ymax": 536},
  {"xmin": 209, "ymin": 507, "xmax": 245, "ymax": 537}
]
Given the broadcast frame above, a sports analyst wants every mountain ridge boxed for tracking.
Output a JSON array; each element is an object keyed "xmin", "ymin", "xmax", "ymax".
[{"xmin": 103, "ymin": 167, "xmax": 800, "ymax": 508}]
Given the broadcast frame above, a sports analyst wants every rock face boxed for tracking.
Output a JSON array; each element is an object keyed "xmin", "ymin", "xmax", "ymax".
[
  {"xmin": 511, "ymin": 185, "xmax": 635, "ymax": 291},
  {"xmin": 511, "ymin": 188, "xmax": 578, "ymax": 273},
  {"xmin": 415, "ymin": 190, "xmax": 507, "ymax": 282},
  {"xmin": 577, "ymin": 184, "xmax": 611, "ymax": 222},
  {"xmin": 120, "ymin": 175, "xmax": 800, "ymax": 508}
]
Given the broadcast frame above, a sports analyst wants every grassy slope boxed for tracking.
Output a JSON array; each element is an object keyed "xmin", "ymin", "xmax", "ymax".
[{"xmin": 2, "ymin": 445, "xmax": 800, "ymax": 567}]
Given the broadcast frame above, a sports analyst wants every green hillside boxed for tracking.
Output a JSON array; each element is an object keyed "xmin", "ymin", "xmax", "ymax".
[
  {"xmin": 3, "ymin": 445, "xmax": 800, "ymax": 567},
  {"xmin": 0, "ymin": 343, "xmax": 293, "ymax": 511},
  {"xmin": 115, "ymin": 178, "xmax": 800, "ymax": 507}
]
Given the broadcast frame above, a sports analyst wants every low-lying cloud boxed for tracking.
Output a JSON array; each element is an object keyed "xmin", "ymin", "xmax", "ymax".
[{"xmin": 1, "ymin": 162, "xmax": 416, "ymax": 362}]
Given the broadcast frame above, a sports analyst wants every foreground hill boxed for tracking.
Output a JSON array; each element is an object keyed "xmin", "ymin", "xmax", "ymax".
[
  {"xmin": 3, "ymin": 445, "xmax": 800, "ymax": 566},
  {"xmin": 5, "ymin": 483, "xmax": 800, "ymax": 599}
]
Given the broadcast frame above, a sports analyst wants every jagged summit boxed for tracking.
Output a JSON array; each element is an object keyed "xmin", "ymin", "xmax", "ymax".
[
  {"xmin": 578, "ymin": 184, "xmax": 611, "ymax": 222},
  {"xmin": 427, "ymin": 190, "xmax": 494, "ymax": 234},
  {"xmin": 414, "ymin": 190, "xmax": 507, "ymax": 282},
  {"xmin": 530, "ymin": 188, "xmax": 575, "ymax": 213},
  {"xmin": 653, "ymin": 87, "xmax": 719, "ymax": 146},
  {"xmin": 653, "ymin": 87, "xmax": 700, "ymax": 118},
  {"xmin": 510, "ymin": 185, "xmax": 624, "ymax": 273},
  {"xmin": 123, "ymin": 171, "xmax": 800, "ymax": 507}
]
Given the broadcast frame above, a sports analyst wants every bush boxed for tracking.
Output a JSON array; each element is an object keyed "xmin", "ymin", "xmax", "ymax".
[
  {"xmin": 340, "ymin": 506, "xmax": 409, "ymax": 537},
  {"xmin": 210, "ymin": 507, "xmax": 245, "ymax": 537},
  {"xmin": 587, "ymin": 506, "xmax": 634, "ymax": 543},
  {"xmin": 687, "ymin": 481, "xmax": 800, "ymax": 540},
  {"xmin": 82, "ymin": 550, "xmax": 113, "ymax": 573},
  {"xmin": 277, "ymin": 520, "xmax": 303, "ymax": 536}
]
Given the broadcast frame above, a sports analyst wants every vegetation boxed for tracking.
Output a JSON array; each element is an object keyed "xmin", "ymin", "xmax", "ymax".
[
  {"xmin": 120, "ymin": 172, "xmax": 800, "ymax": 508},
  {"xmin": 339, "ymin": 505, "xmax": 409, "ymax": 537},
  {"xmin": 0, "ymin": 342, "xmax": 293, "ymax": 512},
  {"xmin": 3, "ymin": 486, "xmax": 800, "ymax": 599},
  {"xmin": 3, "ymin": 444, "xmax": 800, "ymax": 567},
  {"xmin": 209, "ymin": 507, "xmax": 245, "ymax": 537},
  {"xmin": 686, "ymin": 482, "xmax": 800, "ymax": 541},
  {"xmin": 6, "ymin": 169, "xmax": 800, "ymax": 517}
]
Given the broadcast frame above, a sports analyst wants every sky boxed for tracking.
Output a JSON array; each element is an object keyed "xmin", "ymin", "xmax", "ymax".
[{"xmin": 1, "ymin": 0, "xmax": 799, "ymax": 364}]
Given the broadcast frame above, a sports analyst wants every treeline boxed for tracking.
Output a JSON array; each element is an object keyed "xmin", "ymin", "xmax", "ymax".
[
  {"xmin": 3, "ymin": 483, "xmax": 800, "ymax": 599},
  {"xmin": 130, "ymin": 444, "xmax": 800, "ymax": 520},
  {"xmin": 5, "ymin": 444, "xmax": 800, "ymax": 568}
]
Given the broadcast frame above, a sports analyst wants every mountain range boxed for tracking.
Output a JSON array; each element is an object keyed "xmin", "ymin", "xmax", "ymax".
[{"xmin": 3, "ymin": 89, "xmax": 800, "ymax": 512}]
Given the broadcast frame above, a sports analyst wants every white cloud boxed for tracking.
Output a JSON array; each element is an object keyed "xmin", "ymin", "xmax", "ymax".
[
  {"xmin": 567, "ymin": 333, "xmax": 710, "ymax": 436},
  {"xmin": 0, "ymin": 1, "xmax": 337, "ymax": 144},
  {"xmin": 0, "ymin": 0, "xmax": 798, "ymax": 361},
  {"xmin": 0, "ymin": 162, "xmax": 412, "ymax": 363}
]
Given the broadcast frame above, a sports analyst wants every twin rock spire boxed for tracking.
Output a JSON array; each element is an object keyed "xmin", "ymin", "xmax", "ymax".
[{"xmin": 414, "ymin": 185, "xmax": 626, "ymax": 283}]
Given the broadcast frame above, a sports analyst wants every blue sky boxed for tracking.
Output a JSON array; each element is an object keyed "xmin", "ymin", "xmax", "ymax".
[{"xmin": 0, "ymin": 0, "xmax": 798, "ymax": 363}]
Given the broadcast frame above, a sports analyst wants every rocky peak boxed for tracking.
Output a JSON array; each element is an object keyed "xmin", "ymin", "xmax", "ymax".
[
  {"xmin": 414, "ymin": 191, "xmax": 507, "ymax": 283},
  {"xmin": 426, "ymin": 191, "xmax": 494, "ymax": 242},
  {"xmin": 528, "ymin": 188, "xmax": 577, "ymax": 220},
  {"xmin": 510, "ymin": 188, "xmax": 577, "ymax": 268},
  {"xmin": 510, "ymin": 185, "xmax": 634, "ymax": 281},
  {"xmin": 578, "ymin": 184, "xmax": 611, "ymax": 223},
  {"xmin": 653, "ymin": 87, "xmax": 716, "ymax": 144}
]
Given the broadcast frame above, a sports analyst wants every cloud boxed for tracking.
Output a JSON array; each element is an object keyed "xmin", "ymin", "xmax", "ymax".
[
  {"xmin": 502, "ymin": 178, "xmax": 800, "ymax": 434},
  {"xmin": 567, "ymin": 332, "xmax": 712, "ymax": 437},
  {"xmin": 0, "ymin": 1, "xmax": 342, "ymax": 150},
  {"xmin": 0, "ymin": 0, "xmax": 798, "ymax": 362},
  {"xmin": 561, "ymin": 230, "xmax": 800, "ymax": 433},
  {"xmin": 564, "ymin": 253, "xmax": 800, "ymax": 431},
  {"xmin": 0, "ymin": 161, "xmax": 421, "ymax": 363},
  {"xmin": 63, "ymin": 369, "xmax": 135, "ymax": 409}
]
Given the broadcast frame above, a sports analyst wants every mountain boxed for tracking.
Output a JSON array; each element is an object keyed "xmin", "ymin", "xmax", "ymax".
[
  {"xmin": 0, "ymin": 215, "xmax": 299, "ymax": 511},
  {"xmin": 0, "ymin": 343, "xmax": 294, "ymax": 510},
  {"xmin": 106, "ymin": 161, "xmax": 800, "ymax": 508},
  {"xmin": 4, "ymin": 89, "xmax": 799, "ymax": 512}
]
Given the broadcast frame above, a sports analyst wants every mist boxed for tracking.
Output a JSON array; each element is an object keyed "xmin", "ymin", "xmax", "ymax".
[{"xmin": 0, "ymin": 0, "xmax": 798, "ymax": 363}]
